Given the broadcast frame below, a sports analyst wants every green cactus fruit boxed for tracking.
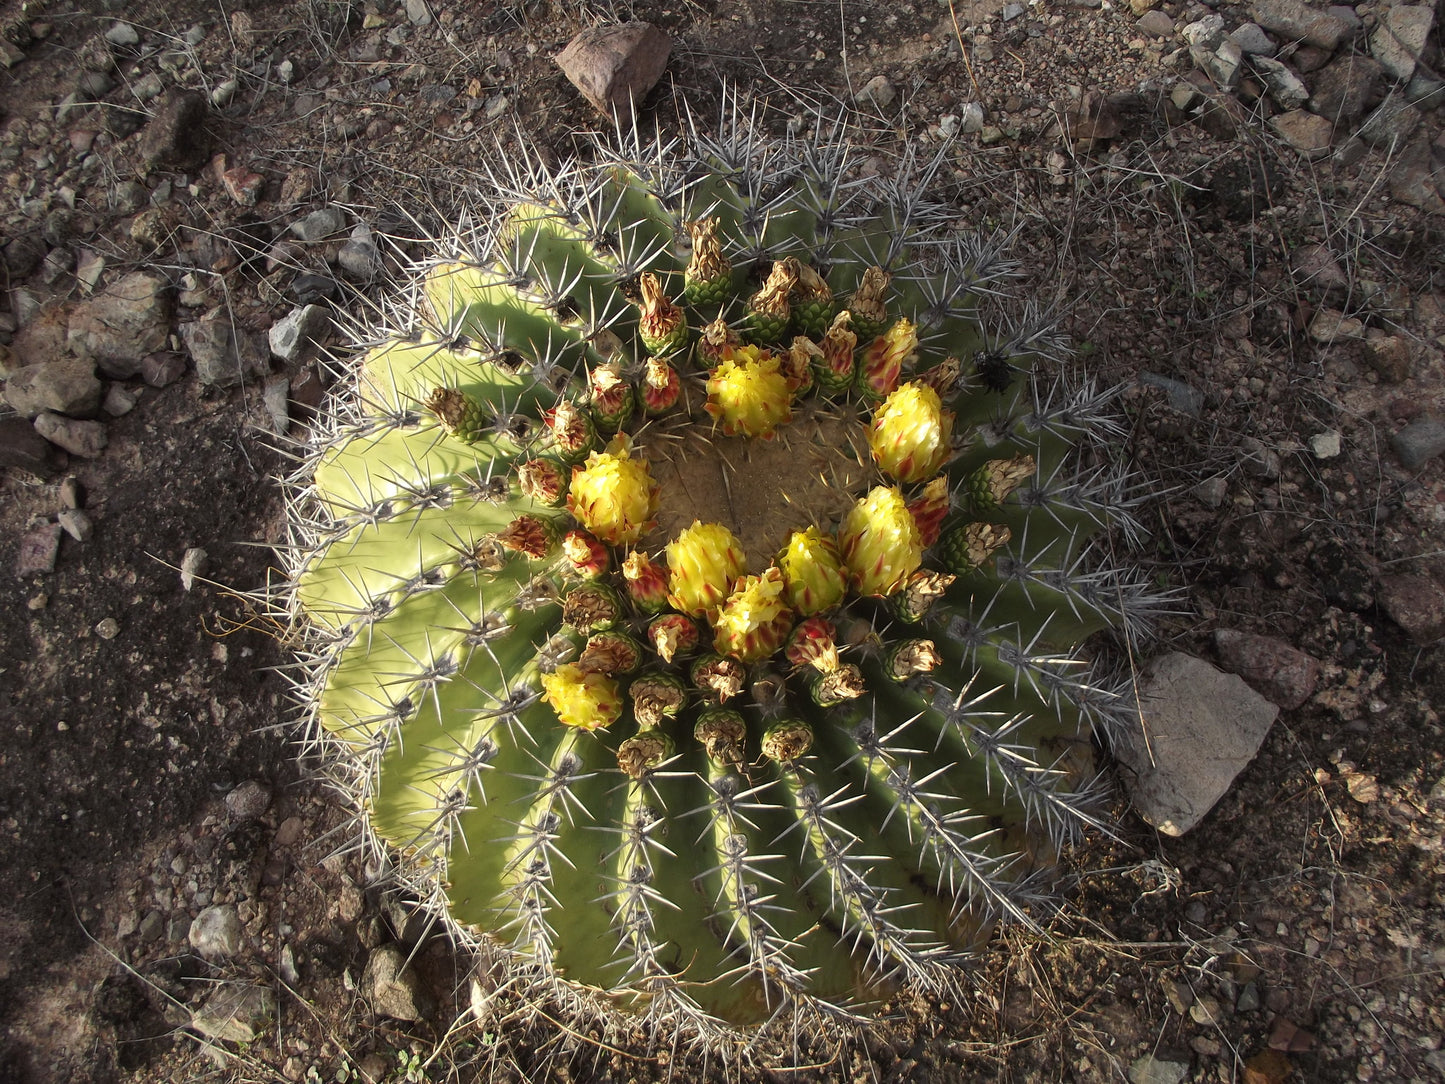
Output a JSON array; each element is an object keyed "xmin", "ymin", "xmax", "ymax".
[
  {"xmin": 791, "ymin": 263, "xmax": 836, "ymax": 339},
  {"xmin": 628, "ymin": 669, "xmax": 688, "ymax": 727},
  {"xmin": 939, "ymin": 521, "xmax": 1013, "ymax": 577},
  {"xmin": 847, "ymin": 266, "xmax": 891, "ymax": 342},
  {"xmin": 578, "ymin": 629, "xmax": 643, "ymax": 676},
  {"xmin": 280, "ymin": 103, "xmax": 1169, "ymax": 1050},
  {"xmin": 684, "ymin": 218, "xmax": 734, "ymax": 309},
  {"xmin": 743, "ymin": 257, "xmax": 797, "ymax": 344},
  {"xmin": 424, "ymin": 386, "xmax": 488, "ymax": 443},
  {"xmin": 812, "ymin": 310, "xmax": 857, "ymax": 392}
]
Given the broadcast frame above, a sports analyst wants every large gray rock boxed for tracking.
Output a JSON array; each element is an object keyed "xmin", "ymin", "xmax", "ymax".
[
  {"xmin": 268, "ymin": 305, "xmax": 330, "ymax": 362},
  {"xmin": 362, "ymin": 943, "xmax": 432, "ymax": 1021},
  {"xmin": 1391, "ymin": 416, "xmax": 1445, "ymax": 468},
  {"xmin": 336, "ymin": 224, "xmax": 382, "ymax": 280},
  {"xmin": 1115, "ymin": 653, "xmax": 1279, "ymax": 836},
  {"xmin": 290, "ymin": 206, "xmax": 346, "ymax": 243},
  {"xmin": 555, "ymin": 22, "xmax": 672, "ymax": 120},
  {"xmin": 1251, "ymin": 0, "xmax": 1351, "ymax": 48},
  {"xmin": 190, "ymin": 984, "xmax": 275, "ymax": 1043},
  {"xmin": 1357, "ymin": 93, "xmax": 1422, "ymax": 150},
  {"xmin": 180, "ymin": 310, "xmax": 269, "ymax": 387},
  {"xmin": 1253, "ymin": 55, "xmax": 1310, "ymax": 108},
  {"xmin": 66, "ymin": 271, "xmax": 172, "ymax": 377},
  {"xmin": 1371, "ymin": 5, "xmax": 1435, "ymax": 81},
  {"xmin": 4, "ymin": 359, "xmax": 102, "ymax": 419}
]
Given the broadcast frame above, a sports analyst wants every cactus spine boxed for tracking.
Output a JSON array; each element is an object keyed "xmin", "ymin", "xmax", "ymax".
[{"xmin": 279, "ymin": 103, "xmax": 1166, "ymax": 1049}]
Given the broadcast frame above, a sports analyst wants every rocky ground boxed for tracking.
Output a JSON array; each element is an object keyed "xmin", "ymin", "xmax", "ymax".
[{"xmin": 1, "ymin": 0, "xmax": 1444, "ymax": 1080}]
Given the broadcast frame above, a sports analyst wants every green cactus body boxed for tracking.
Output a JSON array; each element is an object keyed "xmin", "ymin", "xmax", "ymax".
[{"xmin": 282, "ymin": 108, "xmax": 1165, "ymax": 1046}]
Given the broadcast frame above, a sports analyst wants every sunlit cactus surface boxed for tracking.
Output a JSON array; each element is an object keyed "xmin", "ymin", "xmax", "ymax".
[{"xmin": 281, "ymin": 105, "xmax": 1162, "ymax": 1038}]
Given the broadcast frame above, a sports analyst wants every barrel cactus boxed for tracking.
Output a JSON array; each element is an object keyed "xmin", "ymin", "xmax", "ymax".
[{"xmin": 281, "ymin": 105, "xmax": 1162, "ymax": 1044}]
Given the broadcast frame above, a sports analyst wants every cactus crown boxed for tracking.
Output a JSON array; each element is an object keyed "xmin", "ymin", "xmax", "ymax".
[{"xmin": 280, "ymin": 100, "xmax": 1167, "ymax": 1050}]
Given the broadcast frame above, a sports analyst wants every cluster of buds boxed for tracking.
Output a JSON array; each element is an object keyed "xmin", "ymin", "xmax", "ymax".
[{"xmin": 529, "ymin": 221, "xmax": 1040, "ymax": 773}]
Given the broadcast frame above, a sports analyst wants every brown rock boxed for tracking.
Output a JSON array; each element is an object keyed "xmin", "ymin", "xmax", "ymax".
[
  {"xmin": 555, "ymin": 22, "xmax": 672, "ymax": 121},
  {"xmin": 140, "ymin": 351, "xmax": 187, "ymax": 388},
  {"xmin": 1289, "ymin": 44, "xmax": 1335, "ymax": 73},
  {"xmin": 33, "ymin": 412, "xmax": 107, "ymax": 458},
  {"xmin": 1290, "ymin": 243, "xmax": 1349, "ymax": 298},
  {"xmin": 139, "ymin": 89, "xmax": 210, "ymax": 169},
  {"xmin": 66, "ymin": 270, "xmax": 172, "ymax": 376},
  {"xmin": 1362, "ymin": 333, "xmax": 1412, "ymax": 382},
  {"xmin": 1061, "ymin": 90, "xmax": 1123, "ymax": 149},
  {"xmin": 1309, "ymin": 54, "xmax": 1382, "ymax": 124},
  {"xmin": 16, "ymin": 523, "xmax": 62, "ymax": 576},
  {"xmin": 1197, "ymin": 90, "xmax": 1250, "ymax": 140},
  {"xmin": 4, "ymin": 359, "xmax": 102, "ymax": 419},
  {"xmin": 1251, "ymin": 0, "xmax": 1351, "ymax": 49},
  {"xmin": 1378, "ymin": 573, "xmax": 1445, "ymax": 642},
  {"xmin": 0, "ymin": 416, "xmax": 65, "ymax": 476},
  {"xmin": 1269, "ymin": 109, "xmax": 1334, "ymax": 157},
  {"xmin": 222, "ymin": 163, "xmax": 265, "ymax": 206},
  {"xmin": 10, "ymin": 303, "xmax": 73, "ymax": 369},
  {"xmin": 1388, "ymin": 140, "xmax": 1444, "ymax": 213},
  {"xmin": 1213, "ymin": 629, "xmax": 1322, "ymax": 709}
]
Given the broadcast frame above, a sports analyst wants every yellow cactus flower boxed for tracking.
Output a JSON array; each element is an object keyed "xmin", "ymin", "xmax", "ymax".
[
  {"xmin": 839, "ymin": 485, "xmax": 923, "ymax": 597},
  {"xmin": 704, "ymin": 344, "xmax": 794, "ymax": 439},
  {"xmin": 868, "ymin": 381, "xmax": 955, "ymax": 484},
  {"xmin": 566, "ymin": 433, "xmax": 657, "ymax": 546},
  {"xmin": 713, "ymin": 567, "xmax": 796, "ymax": 662},
  {"xmin": 540, "ymin": 663, "xmax": 622, "ymax": 731},
  {"xmin": 776, "ymin": 527, "xmax": 848, "ymax": 615},
  {"xmin": 665, "ymin": 521, "xmax": 748, "ymax": 617}
]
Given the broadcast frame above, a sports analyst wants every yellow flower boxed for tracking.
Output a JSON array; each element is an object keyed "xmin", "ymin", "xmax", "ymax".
[
  {"xmin": 776, "ymin": 527, "xmax": 848, "ymax": 615},
  {"xmin": 665, "ymin": 521, "xmax": 748, "ymax": 617},
  {"xmin": 540, "ymin": 664, "xmax": 622, "ymax": 731},
  {"xmin": 705, "ymin": 344, "xmax": 793, "ymax": 439},
  {"xmin": 868, "ymin": 381, "xmax": 955, "ymax": 484},
  {"xmin": 839, "ymin": 485, "xmax": 923, "ymax": 597},
  {"xmin": 713, "ymin": 567, "xmax": 795, "ymax": 662},
  {"xmin": 566, "ymin": 433, "xmax": 656, "ymax": 546}
]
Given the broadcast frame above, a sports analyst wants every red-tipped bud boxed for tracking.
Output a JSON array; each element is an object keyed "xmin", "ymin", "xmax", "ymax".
[
  {"xmin": 647, "ymin": 612, "xmax": 700, "ymax": 663},
  {"xmin": 785, "ymin": 616, "xmax": 840, "ymax": 672},
  {"xmin": 561, "ymin": 529, "xmax": 610, "ymax": 579},
  {"xmin": 907, "ymin": 476, "xmax": 951, "ymax": 547},
  {"xmin": 622, "ymin": 551, "xmax": 670, "ymax": 614}
]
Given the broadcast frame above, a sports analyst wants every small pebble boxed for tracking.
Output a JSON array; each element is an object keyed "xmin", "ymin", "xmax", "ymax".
[
  {"xmin": 57, "ymin": 508, "xmax": 93, "ymax": 542},
  {"xmin": 180, "ymin": 547, "xmax": 207, "ymax": 591},
  {"xmin": 95, "ymin": 617, "xmax": 119, "ymax": 639},
  {"xmin": 1309, "ymin": 430, "xmax": 1341, "ymax": 458}
]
